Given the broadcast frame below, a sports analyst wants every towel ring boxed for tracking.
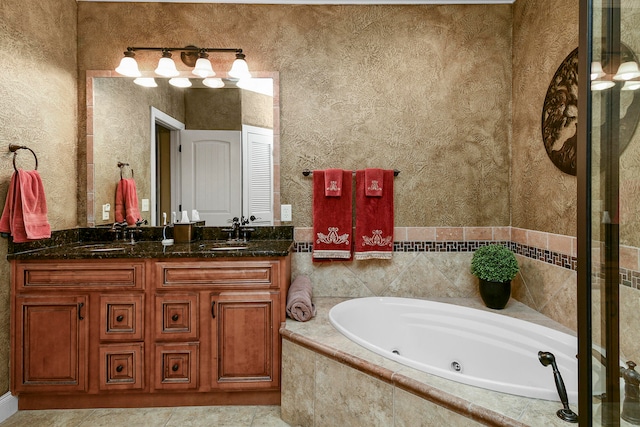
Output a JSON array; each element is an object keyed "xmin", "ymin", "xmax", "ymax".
[
  {"xmin": 9, "ymin": 144, "xmax": 38, "ymax": 172},
  {"xmin": 117, "ymin": 161, "xmax": 134, "ymax": 179}
]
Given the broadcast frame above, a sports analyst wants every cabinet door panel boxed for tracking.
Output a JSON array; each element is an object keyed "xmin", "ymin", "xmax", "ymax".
[
  {"xmin": 14, "ymin": 296, "xmax": 88, "ymax": 392},
  {"xmin": 212, "ymin": 292, "xmax": 279, "ymax": 390}
]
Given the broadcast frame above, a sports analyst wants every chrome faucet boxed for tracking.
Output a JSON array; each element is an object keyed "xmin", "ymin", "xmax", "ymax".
[
  {"xmin": 110, "ymin": 221, "xmax": 128, "ymax": 240},
  {"xmin": 223, "ymin": 216, "xmax": 256, "ymax": 242},
  {"xmin": 223, "ymin": 217, "xmax": 242, "ymax": 242}
]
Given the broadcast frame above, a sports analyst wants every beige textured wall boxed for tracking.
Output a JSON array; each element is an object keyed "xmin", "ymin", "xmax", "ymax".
[
  {"xmin": 78, "ymin": 3, "xmax": 513, "ymax": 228},
  {"xmin": 511, "ymin": 0, "xmax": 579, "ymax": 237},
  {"xmin": 186, "ymin": 88, "xmax": 242, "ymax": 130},
  {"xmin": 619, "ymin": 2, "xmax": 640, "ymax": 248},
  {"xmin": 0, "ymin": 0, "xmax": 78, "ymax": 395},
  {"xmin": 241, "ymin": 90, "xmax": 274, "ymax": 130}
]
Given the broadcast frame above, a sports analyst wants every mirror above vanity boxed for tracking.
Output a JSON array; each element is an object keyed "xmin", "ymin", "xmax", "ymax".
[{"xmin": 85, "ymin": 71, "xmax": 280, "ymax": 228}]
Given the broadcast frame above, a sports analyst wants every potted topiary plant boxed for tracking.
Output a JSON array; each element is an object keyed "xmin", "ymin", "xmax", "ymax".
[{"xmin": 470, "ymin": 244, "xmax": 519, "ymax": 309}]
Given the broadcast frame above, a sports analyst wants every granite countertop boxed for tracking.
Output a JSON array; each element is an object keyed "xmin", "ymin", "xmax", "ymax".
[{"xmin": 6, "ymin": 226, "xmax": 294, "ymax": 260}]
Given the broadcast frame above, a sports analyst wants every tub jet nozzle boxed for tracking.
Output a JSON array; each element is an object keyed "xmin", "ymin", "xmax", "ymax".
[{"xmin": 538, "ymin": 351, "xmax": 578, "ymax": 423}]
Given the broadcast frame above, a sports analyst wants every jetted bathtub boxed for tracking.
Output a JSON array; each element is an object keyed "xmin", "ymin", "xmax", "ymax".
[{"xmin": 329, "ymin": 297, "xmax": 579, "ymax": 402}]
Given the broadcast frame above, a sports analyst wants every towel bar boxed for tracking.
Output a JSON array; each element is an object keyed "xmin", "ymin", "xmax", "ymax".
[
  {"xmin": 302, "ymin": 169, "xmax": 400, "ymax": 177},
  {"xmin": 9, "ymin": 144, "xmax": 38, "ymax": 172}
]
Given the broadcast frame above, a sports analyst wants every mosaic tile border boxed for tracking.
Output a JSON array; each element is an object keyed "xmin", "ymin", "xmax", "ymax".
[
  {"xmin": 619, "ymin": 267, "xmax": 640, "ymax": 290},
  {"xmin": 294, "ymin": 240, "xmax": 578, "ymax": 271}
]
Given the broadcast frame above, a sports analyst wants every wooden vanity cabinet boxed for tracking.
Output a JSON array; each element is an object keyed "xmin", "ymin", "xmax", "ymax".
[
  {"xmin": 154, "ymin": 259, "xmax": 286, "ymax": 392},
  {"xmin": 11, "ymin": 254, "xmax": 291, "ymax": 409}
]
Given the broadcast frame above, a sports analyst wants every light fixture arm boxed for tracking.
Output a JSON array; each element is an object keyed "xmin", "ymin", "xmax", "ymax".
[{"xmin": 125, "ymin": 46, "xmax": 243, "ymax": 54}]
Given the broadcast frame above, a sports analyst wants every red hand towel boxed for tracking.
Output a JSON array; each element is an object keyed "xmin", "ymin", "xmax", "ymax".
[
  {"xmin": 0, "ymin": 170, "xmax": 51, "ymax": 243},
  {"xmin": 365, "ymin": 168, "xmax": 384, "ymax": 197},
  {"xmin": 114, "ymin": 178, "xmax": 141, "ymax": 225},
  {"xmin": 313, "ymin": 170, "xmax": 352, "ymax": 260},
  {"xmin": 115, "ymin": 179, "xmax": 126, "ymax": 223},
  {"xmin": 124, "ymin": 178, "xmax": 141, "ymax": 226},
  {"xmin": 355, "ymin": 169, "xmax": 394, "ymax": 260},
  {"xmin": 324, "ymin": 168, "xmax": 343, "ymax": 197}
]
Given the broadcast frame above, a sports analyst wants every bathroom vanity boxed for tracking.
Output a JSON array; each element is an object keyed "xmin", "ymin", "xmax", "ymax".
[{"xmin": 8, "ymin": 234, "xmax": 292, "ymax": 410}]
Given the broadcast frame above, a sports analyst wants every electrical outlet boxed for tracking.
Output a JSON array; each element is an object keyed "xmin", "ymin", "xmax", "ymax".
[
  {"xmin": 281, "ymin": 204, "xmax": 292, "ymax": 222},
  {"xmin": 142, "ymin": 198, "xmax": 150, "ymax": 212},
  {"xmin": 102, "ymin": 204, "xmax": 110, "ymax": 220}
]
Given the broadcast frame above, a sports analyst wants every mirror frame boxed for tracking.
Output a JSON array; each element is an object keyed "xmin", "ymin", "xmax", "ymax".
[{"xmin": 85, "ymin": 70, "xmax": 281, "ymax": 227}]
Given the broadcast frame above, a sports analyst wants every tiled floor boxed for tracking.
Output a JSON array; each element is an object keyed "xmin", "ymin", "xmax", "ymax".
[{"xmin": 0, "ymin": 405, "xmax": 291, "ymax": 427}]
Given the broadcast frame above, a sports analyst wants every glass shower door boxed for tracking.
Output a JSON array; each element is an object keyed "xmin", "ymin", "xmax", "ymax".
[{"xmin": 579, "ymin": 1, "xmax": 640, "ymax": 425}]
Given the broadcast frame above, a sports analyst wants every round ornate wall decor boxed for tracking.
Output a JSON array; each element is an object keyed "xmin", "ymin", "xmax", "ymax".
[
  {"xmin": 541, "ymin": 48, "xmax": 579, "ymax": 176},
  {"xmin": 541, "ymin": 46, "xmax": 640, "ymax": 176}
]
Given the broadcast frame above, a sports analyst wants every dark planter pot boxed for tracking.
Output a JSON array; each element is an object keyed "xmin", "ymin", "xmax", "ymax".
[{"xmin": 479, "ymin": 279, "xmax": 511, "ymax": 309}]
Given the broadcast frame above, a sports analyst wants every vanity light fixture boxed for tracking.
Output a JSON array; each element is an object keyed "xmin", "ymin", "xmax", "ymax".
[
  {"xmin": 155, "ymin": 50, "xmax": 180, "ymax": 77},
  {"xmin": 591, "ymin": 80, "xmax": 616, "ymax": 91},
  {"xmin": 591, "ymin": 62, "xmax": 606, "ymax": 80},
  {"xmin": 115, "ymin": 50, "xmax": 141, "ymax": 77},
  {"xmin": 622, "ymin": 81, "xmax": 640, "ymax": 91},
  {"xmin": 614, "ymin": 61, "xmax": 640, "ymax": 81},
  {"xmin": 133, "ymin": 77, "xmax": 158, "ymax": 87},
  {"xmin": 229, "ymin": 52, "xmax": 252, "ymax": 79},
  {"xmin": 202, "ymin": 77, "xmax": 225, "ymax": 88},
  {"xmin": 192, "ymin": 50, "xmax": 216, "ymax": 78},
  {"xmin": 169, "ymin": 77, "xmax": 192, "ymax": 88},
  {"xmin": 115, "ymin": 46, "xmax": 251, "ymax": 80}
]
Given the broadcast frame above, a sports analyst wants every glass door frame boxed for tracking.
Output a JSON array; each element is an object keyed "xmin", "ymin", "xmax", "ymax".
[{"xmin": 578, "ymin": 0, "xmax": 623, "ymax": 425}]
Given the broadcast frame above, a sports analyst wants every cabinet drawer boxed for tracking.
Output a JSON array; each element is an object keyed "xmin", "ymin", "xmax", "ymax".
[
  {"xmin": 100, "ymin": 294, "xmax": 144, "ymax": 341},
  {"xmin": 99, "ymin": 343, "xmax": 144, "ymax": 390},
  {"xmin": 154, "ymin": 343, "xmax": 198, "ymax": 390},
  {"xmin": 157, "ymin": 261, "xmax": 275, "ymax": 288},
  {"xmin": 154, "ymin": 293, "xmax": 198, "ymax": 340},
  {"xmin": 16, "ymin": 261, "xmax": 144, "ymax": 290}
]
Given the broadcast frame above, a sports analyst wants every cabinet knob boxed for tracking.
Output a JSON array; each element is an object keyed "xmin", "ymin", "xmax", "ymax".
[
  {"xmin": 171, "ymin": 314, "xmax": 179, "ymax": 322},
  {"xmin": 116, "ymin": 315, "xmax": 124, "ymax": 322},
  {"xmin": 172, "ymin": 364, "xmax": 179, "ymax": 372},
  {"xmin": 116, "ymin": 365, "xmax": 124, "ymax": 373}
]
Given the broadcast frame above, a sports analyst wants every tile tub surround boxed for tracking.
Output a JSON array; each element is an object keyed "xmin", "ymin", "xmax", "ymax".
[
  {"xmin": 292, "ymin": 226, "xmax": 580, "ymax": 333},
  {"xmin": 280, "ymin": 297, "xmax": 578, "ymax": 427}
]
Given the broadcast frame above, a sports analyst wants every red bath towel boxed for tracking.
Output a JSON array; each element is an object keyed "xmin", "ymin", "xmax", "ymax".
[
  {"xmin": 313, "ymin": 169, "xmax": 353, "ymax": 260},
  {"xmin": 0, "ymin": 170, "xmax": 51, "ymax": 243},
  {"xmin": 115, "ymin": 178, "xmax": 141, "ymax": 226},
  {"xmin": 355, "ymin": 169, "xmax": 394, "ymax": 260}
]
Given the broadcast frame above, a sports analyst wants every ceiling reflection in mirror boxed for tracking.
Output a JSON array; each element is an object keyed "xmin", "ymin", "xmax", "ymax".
[{"xmin": 86, "ymin": 71, "xmax": 280, "ymax": 228}]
